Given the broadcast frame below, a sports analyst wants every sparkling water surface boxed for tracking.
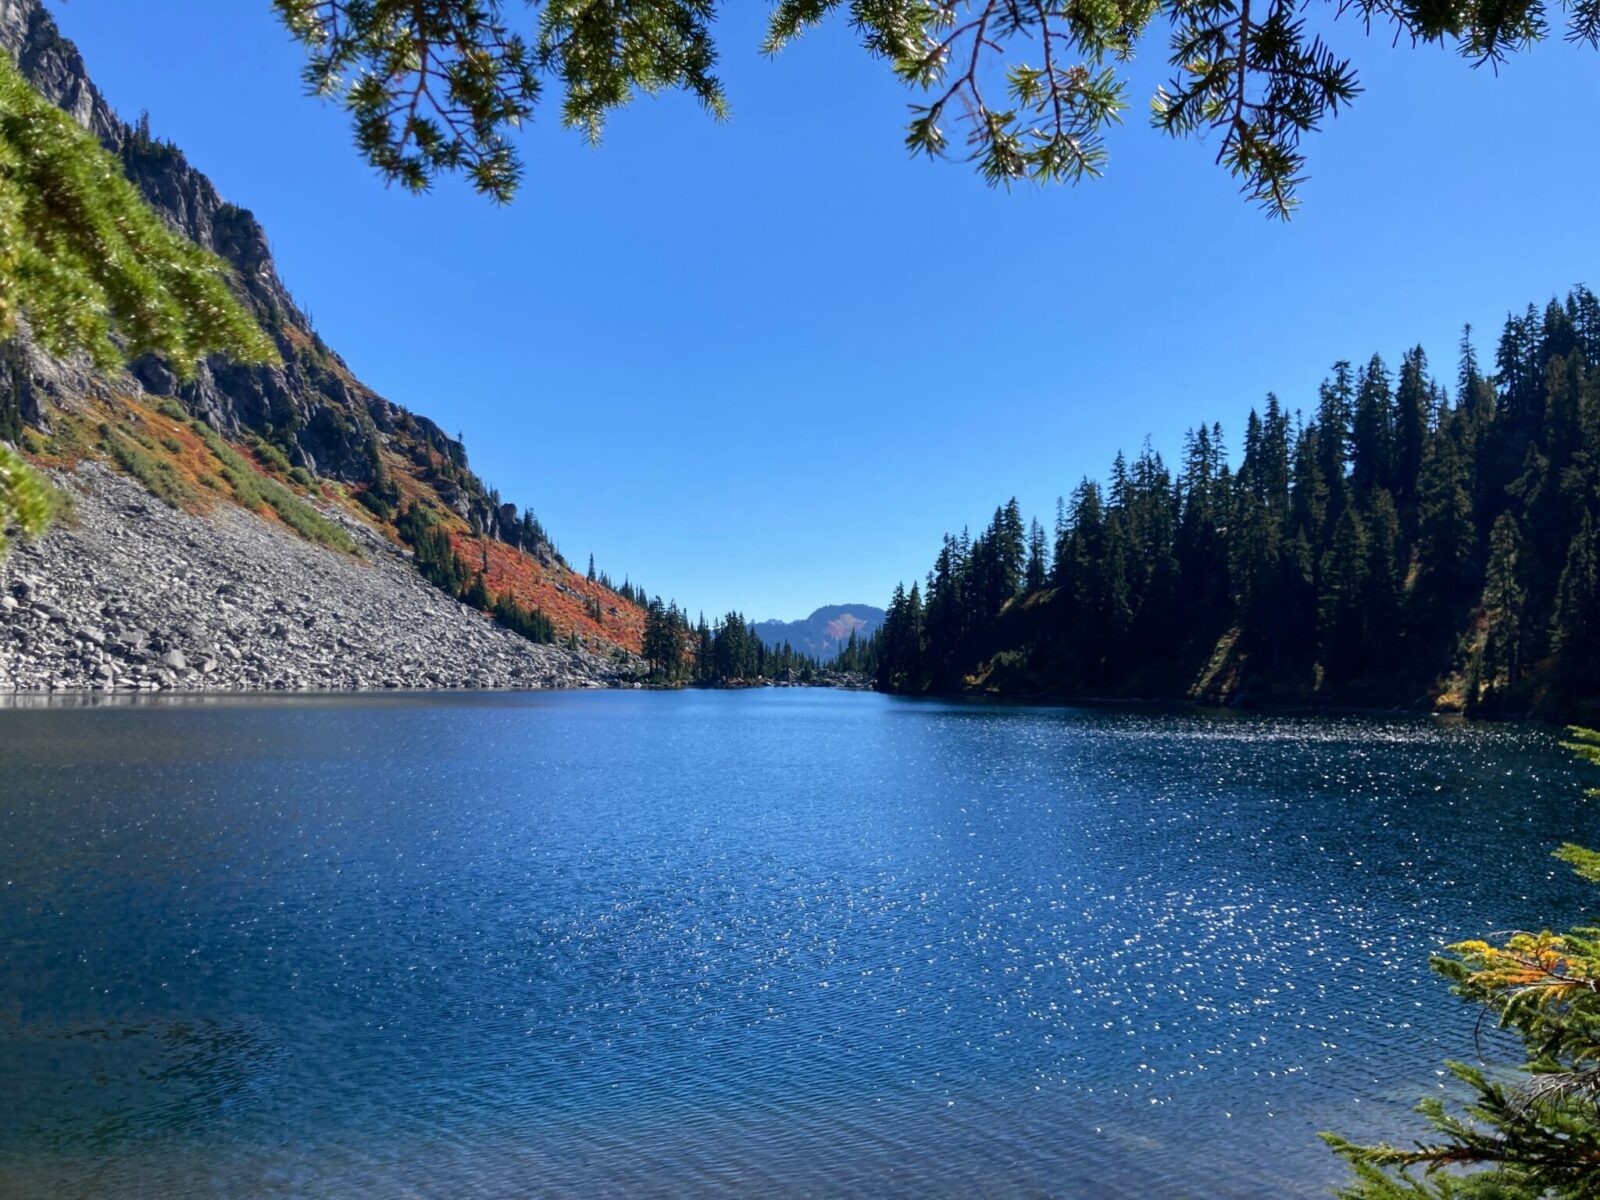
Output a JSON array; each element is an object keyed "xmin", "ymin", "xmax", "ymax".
[{"xmin": 0, "ymin": 690, "xmax": 1594, "ymax": 1197}]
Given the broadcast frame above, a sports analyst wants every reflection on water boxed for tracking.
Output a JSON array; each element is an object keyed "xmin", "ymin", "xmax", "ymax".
[{"xmin": 0, "ymin": 691, "xmax": 1591, "ymax": 1197}]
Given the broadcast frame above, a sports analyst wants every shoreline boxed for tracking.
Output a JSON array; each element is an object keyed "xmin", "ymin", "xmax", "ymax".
[
  {"xmin": 873, "ymin": 685, "xmax": 1564, "ymax": 724},
  {"xmin": 0, "ymin": 681, "xmax": 1548, "ymax": 727}
]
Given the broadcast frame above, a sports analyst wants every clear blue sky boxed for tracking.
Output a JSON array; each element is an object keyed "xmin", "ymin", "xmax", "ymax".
[{"xmin": 48, "ymin": 1, "xmax": 1597, "ymax": 622}]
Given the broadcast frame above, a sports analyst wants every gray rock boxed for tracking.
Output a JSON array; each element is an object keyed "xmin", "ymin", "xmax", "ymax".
[{"xmin": 0, "ymin": 464, "xmax": 638, "ymax": 694}]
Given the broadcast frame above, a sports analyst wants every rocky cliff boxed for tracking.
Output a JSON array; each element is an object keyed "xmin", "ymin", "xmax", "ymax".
[
  {"xmin": 0, "ymin": 0, "xmax": 648, "ymax": 690},
  {"xmin": 1, "ymin": 0, "xmax": 550, "ymax": 537}
]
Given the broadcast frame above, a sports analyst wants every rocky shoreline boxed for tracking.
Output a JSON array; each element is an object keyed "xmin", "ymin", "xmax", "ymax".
[
  {"xmin": 0, "ymin": 464, "xmax": 634, "ymax": 694},
  {"xmin": 694, "ymin": 671, "xmax": 874, "ymax": 690}
]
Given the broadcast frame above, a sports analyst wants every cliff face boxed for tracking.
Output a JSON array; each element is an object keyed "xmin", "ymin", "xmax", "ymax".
[
  {"xmin": 1, "ymin": 0, "xmax": 525, "ymax": 544},
  {"xmin": 0, "ymin": 0, "xmax": 649, "ymax": 662}
]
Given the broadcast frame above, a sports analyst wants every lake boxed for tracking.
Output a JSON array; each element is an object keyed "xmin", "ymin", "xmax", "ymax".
[{"xmin": 0, "ymin": 690, "xmax": 1594, "ymax": 1197}]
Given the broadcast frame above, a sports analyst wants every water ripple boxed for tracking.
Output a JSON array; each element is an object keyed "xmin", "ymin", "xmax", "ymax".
[{"xmin": 0, "ymin": 691, "xmax": 1590, "ymax": 1197}]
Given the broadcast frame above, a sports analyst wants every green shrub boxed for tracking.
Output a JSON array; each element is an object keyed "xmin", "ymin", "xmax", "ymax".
[
  {"xmin": 216, "ymin": 463, "xmax": 261, "ymax": 509},
  {"xmin": 44, "ymin": 413, "xmax": 88, "ymax": 459},
  {"xmin": 261, "ymin": 481, "xmax": 355, "ymax": 552},
  {"xmin": 247, "ymin": 435, "xmax": 293, "ymax": 475},
  {"xmin": 0, "ymin": 444, "xmax": 53, "ymax": 557},
  {"xmin": 357, "ymin": 487, "xmax": 394, "ymax": 521},
  {"xmin": 100, "ymin": 424, "xmax": 193, "ymax": 509},
  {"xmin": 192, "ymin": 421, "xmax": 354, "ymax": 553}
]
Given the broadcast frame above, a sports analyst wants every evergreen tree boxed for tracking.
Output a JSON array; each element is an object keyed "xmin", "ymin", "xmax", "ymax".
[
  {"xmin": 867, "ymin": 287, "xmax": 1600, "ymax": 716},
  {"xmin": 1230, "ymin": 492, "xmax": 1287, "ymax": 665},
  {"xmin": 1412, "ymin": 414, "xmax": 1476, "ymax": 631},
  {"xmin": 1481, "ymin": 513, "xmax": 1526, "ymax": 692},
  {"xmin": 1393, "ymin": 347, "xmax": 1432, "ymax": 522},
  {"xmin": 1551, "ymin": 511, "xmax": 1600, "ymax": 697},
  {"xmin": 265, "ymin": 0, "xmax": 1600, "ymax": 219},
  {"xmin": 0, "ymin": 57, "xmax": 272, "ymax": 372},
  {"xmin": 641, "ymin": 597, "xmax": 688, "ymax": 680},
  {"xmin": 492, "ymin": 590, "xmax": 555, "ymax": 642},
  {"xmin": 1325, "ymin": 731, "xmax": 1600, "ymax": 1196},
  {"xmin": 1458, "ymin": 323, "xmax": 1495, "ymax": 420},
  {"xmin": 0, "ymin": 57, "xmax": 275, "ymax": 560},
  {"xmin": 1361, "ymin": 489, "xmax": 1405, "ymax": 671},
  {"xmin": 1351, "ymin": 355, "xmax": 1394, "ymax": 498},
  {"xmin": 1025, "ymin": 517, "xmax": 1049, "ymax": 591},
  {"xmin": 1316, "ymin": 363, "xmax": 1355, "ymax": 534},
  {"xmin": 0, "ymin": 445, "xmax": 50, "ymax": 559},
  {"xmin": 1319, "ymin": 505, "xmax": 1368, "ymax": 683}
]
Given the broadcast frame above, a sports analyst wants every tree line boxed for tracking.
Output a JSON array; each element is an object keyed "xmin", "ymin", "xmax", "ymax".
[
  {"xmin": 869, "ymin": 286, "xmax": 1600, "ymax": 717},
  {"xmin": 586, "ymin": 554, "xmax": 649, "ymax": 610},
  {"xmin": 642, "ymin": 599, "xmax": 818, "ymax": 685}
]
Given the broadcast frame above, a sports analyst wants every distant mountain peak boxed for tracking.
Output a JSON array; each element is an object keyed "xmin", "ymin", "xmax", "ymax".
[{"xmin": 753, "ymin": 604, "xmax": 885, "ymax": 659}]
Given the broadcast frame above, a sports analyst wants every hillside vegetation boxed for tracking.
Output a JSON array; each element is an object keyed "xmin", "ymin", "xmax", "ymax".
[
  {"xmin": 870, "ymin": 287, "xmax": 1600, "ymax": 719},
  {"xmin": 0, "ymin": 0, "xmax": 646, "ymax": 659}
]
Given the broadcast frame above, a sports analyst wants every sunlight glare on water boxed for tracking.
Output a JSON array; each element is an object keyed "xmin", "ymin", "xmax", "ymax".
[{"xmin": 0, "ymin": 690, "xmax": 1592, "ymax": 1197}]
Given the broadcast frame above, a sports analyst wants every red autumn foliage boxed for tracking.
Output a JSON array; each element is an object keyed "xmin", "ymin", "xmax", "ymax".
[{"xmin": 449, "ymin": 531, "xmax": 645, "ymax": 655}]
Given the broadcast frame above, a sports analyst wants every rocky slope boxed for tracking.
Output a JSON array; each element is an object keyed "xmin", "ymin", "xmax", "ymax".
[
  {"xmin": 1, "ymin": 463, "xmax": 624, "ymax": 692},
  {"xmin": 0, "ymin": 0, "xmax": 649, "ymax": 690}
]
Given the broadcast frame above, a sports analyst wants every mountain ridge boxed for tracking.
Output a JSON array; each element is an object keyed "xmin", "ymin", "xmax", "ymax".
[
  {"xmin": 0, "ymin": 0, "xmax": 648, "ymax": 670},
  {"xmin": 0, "ymin": 0, "xmax": 657, "ymax": 689},
  {"xmin": 753, "ymin": 604, "xmax": 885, "ymax": 660}
]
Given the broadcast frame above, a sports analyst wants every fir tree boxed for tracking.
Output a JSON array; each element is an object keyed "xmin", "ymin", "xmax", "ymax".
[
  {"xmin": 1025, "ymin": 517, "xmax": 1049, "ymax": 592},
  {"xmin": 1325, "ymin": 731, "xmax": 1600, "ymax": 1195},
  {"xmin": 0, "ymin": 57, "xmax": 272, "ymax": 372},
  {"xmin": 1412, "ymin": 414, "xmax": 1476, "ymax": 630},
  {"xmin": 1361, "ymin": 489, "xmax": 1405, "ymax": 671},
  {"xmin": 1481, "ymin": 513, "xmax": 1526, "ymax": 691},
  {"xmin": 1551, "ymin": 512, "xmax": 1600, "ymax": 696},
  {"xmin": 0, "ymin": 56, "xmax": 274, "ymax": 560},
  {"xmin": 269, "ymin": 0, "xmax": 1600, "ymax": 217},
  {"xmin": 1319, "ymin": 505, "xmax": 1369, "ymax": 683},
  {"xmin": 0, "ymin": 444, "xmax": 51, "ymax": 558},
  {"xmin": 865, "ymin": 287, "xmax": 1600, "ymax": 716},
  {"xmin": 1351, "ymin": 356, "xmax": 1394, "ymax": 498},
  {"xmin": 1393, "ymin": 347, "xmax": 1432, "ymax": 524}
]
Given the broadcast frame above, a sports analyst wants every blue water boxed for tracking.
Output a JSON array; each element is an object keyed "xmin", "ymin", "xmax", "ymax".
[{"xmin": 0, "ymin": 690, "xmax": 1594, "ymax": 1197}]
